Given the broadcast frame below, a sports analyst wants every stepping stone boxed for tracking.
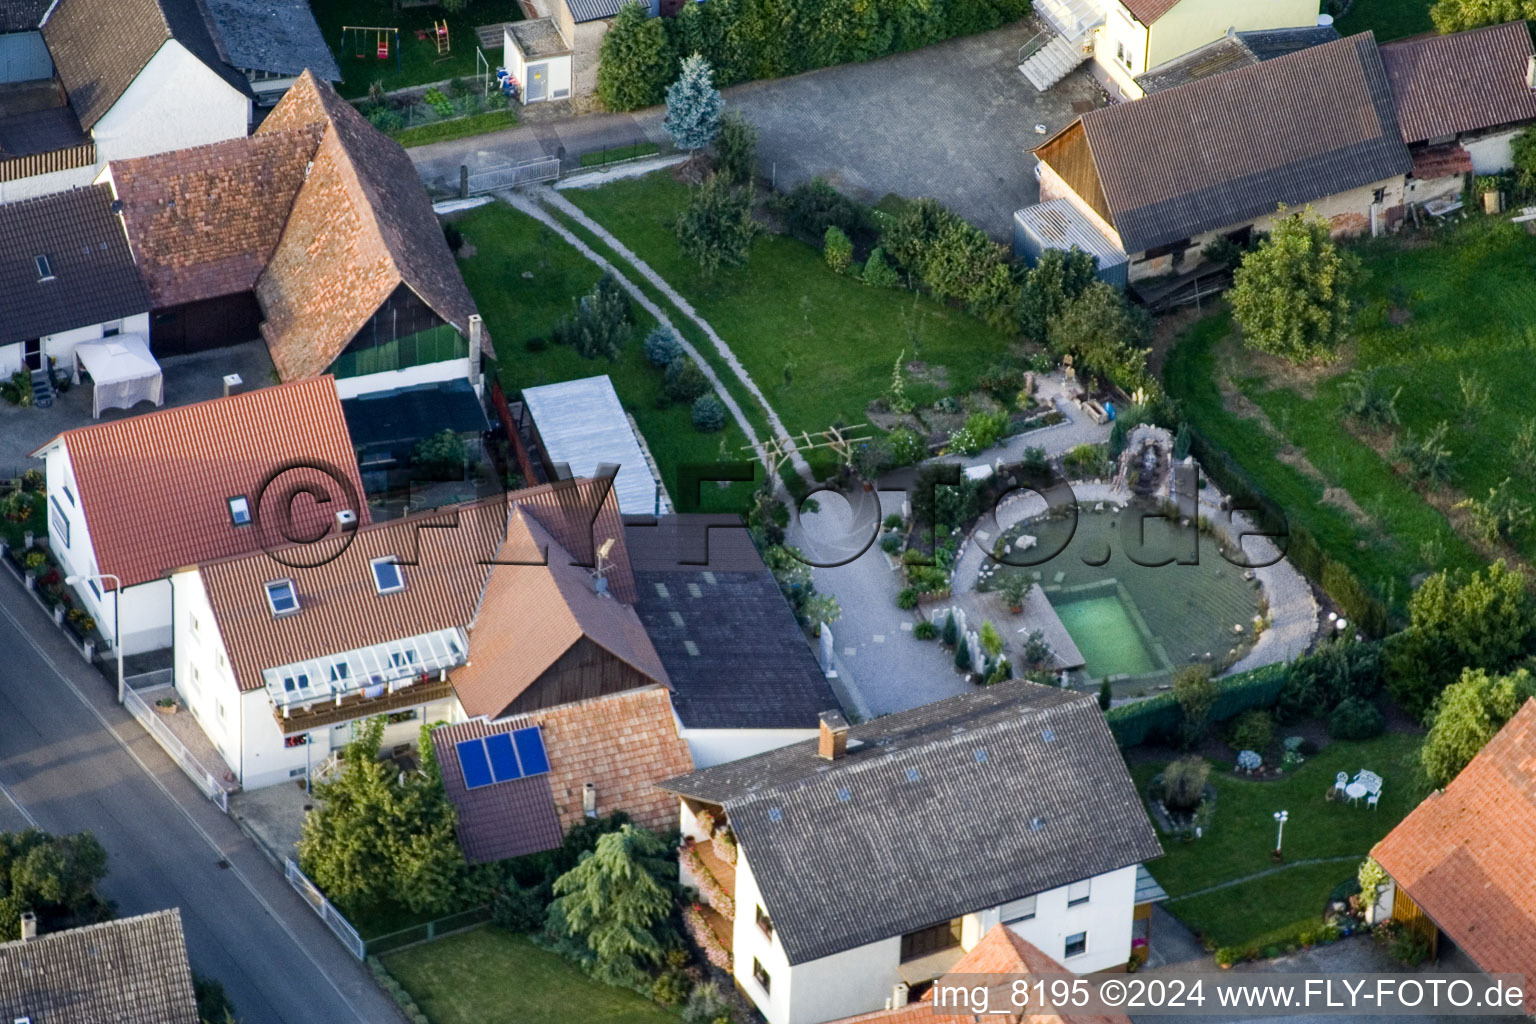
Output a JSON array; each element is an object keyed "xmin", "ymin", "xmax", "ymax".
[
  {"xmin": 1053, "ymin": 571, "xmax": 1066, "ymax": 583},
  {"xmin": 899, "ymin": 622, "xmax": 913, "ymax": 632},
  {"xmin": 976, "ymin": 530, "xmax": 991, "ymax": 542},
  {"xmin": 843, "ymin": 647, "xmax": 857, "ymax": 657},
  {"xmin": 872, "ymin": 635, "xmax": 886, "ymax": 643}
]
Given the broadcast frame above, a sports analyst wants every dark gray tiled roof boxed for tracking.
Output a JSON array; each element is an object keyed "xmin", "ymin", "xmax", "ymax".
[
  {"xmin": 1074, "ymin": 32, "xmax": 1410, "ymax": 254},
  {"xmin": 662, "ymin": 682, "xmax": 1162, "ymax": 964},
  {"xmin": 566, "ymin": 0, "xmax": 627, "ymax": 22},
  {"xmin": 0, "ymin": 0, "xmax": 50, "ymax": 32},
  {"xmin": 342, "ymin": 378, "xmax": 488, "ymax": 450},
  {"xmin": 0, "ymin": 105, "xmax": 89, "ymax": 160},
  {"xmin": 0, "ymin": 184, "xmax": 150, "ymax": 349},
  {"xmin": 1380, "ymin": 20, "xmax": 1536, "ymax": 144},
  {"xmin": 0, "ymin": 909, "xmax": 199, "ymax": 1024},
  {"xmin": 627, "ymin": 516, "xmax": 841, "ymax": 730},
  {"xmin": 203, "ymin": 0, "xmax": 341, "ymax": 80},
  {"xmin": 1238, "ymin": 25, "xmax": 1342, "ymax": 61}
]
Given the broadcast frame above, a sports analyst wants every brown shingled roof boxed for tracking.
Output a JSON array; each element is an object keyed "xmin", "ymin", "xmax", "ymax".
[
  {"xmin": 831, "ymin": 925, "xmax": 1133, "ymax": 1024},
  {"xmin": 1120, "ymin": 0, "xmax": 1182, "ymax": 27},
  {"xmin": 108, "ymin": 126, "xmax": 323, "ymax": 308},
  {"xmin": 32, "ymin": 376, "xmax": 365, "ymax": 589},
  {"xmin": 1372, "ymin": 699, "xmax": 1536, "ymax": 1013},
  {"xmin": 253, "ymin": 71, "xmax": 485, "ymax": 381},
  {"xmin": 432, "ymin": 686, "xmax": 694, "ymax": 863},
  {"xmin": 1037, "ymin": 32, "xmax": 1411, "ymax": 254},
  {"xmin": 449, "ymin": 507, "xmax": 667, "ymax": 721},
  {"xmin": 1380, "ymin": 21, "xmax": 1536, "ymax": 144}
]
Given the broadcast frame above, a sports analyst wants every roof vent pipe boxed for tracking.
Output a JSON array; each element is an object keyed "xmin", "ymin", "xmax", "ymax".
[{"xmin": 817, "ymin": 710, "xmax": 849, "ymax": 760}]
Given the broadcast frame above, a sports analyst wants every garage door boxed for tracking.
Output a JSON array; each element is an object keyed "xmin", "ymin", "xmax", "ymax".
[{"xmin": 151, "ymin": 293, "xmax": 265, "ymax": 357}]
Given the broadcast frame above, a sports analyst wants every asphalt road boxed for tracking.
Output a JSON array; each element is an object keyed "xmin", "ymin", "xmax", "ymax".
[{"xmin": 0, "ymin": 591, "xmax": 404, "ymax": 1024}]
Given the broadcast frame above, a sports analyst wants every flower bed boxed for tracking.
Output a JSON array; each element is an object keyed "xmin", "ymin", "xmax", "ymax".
[{"xmin": 683, "ymin": 903, "xmax": 732, "ymax": 972}]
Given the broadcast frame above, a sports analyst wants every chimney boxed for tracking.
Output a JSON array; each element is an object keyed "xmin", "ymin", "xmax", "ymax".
[
  {"xmin": 817, "ymin": 710, "xmax": 849, "ymax": 761},
  {"xmin": 890, "ymin": 982, "xmax": 910, "ymax": 1009},
  {"xmin": 1527, "ymin": 55, "xmax": 1536, "ymax": 91},
  {"xmin": 19, "ymin": 911, "xmax": 36, "ymax": 942},
  {"xmin": 467, "ymin": 314, "xmax": 484, "ymax": 388},
  {"xmin": 582, "ymin": 782, "xmax": 597, "ymax": 818}
]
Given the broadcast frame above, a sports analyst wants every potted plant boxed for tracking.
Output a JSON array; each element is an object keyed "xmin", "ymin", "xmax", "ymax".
[
  {"xmin": 155, "ymin": 697, "xmax": 178, "ymax": 714},
  {"xmin": 997, "ymin": 573, "xmax": 1029, "ymax": 614},
  {"xmin": 1477, "ymin": 176, "xmax": 1502, "ymax": 214}
]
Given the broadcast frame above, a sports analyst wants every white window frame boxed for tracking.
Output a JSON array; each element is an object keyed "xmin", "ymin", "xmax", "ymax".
[
  {"xmin": 1001, "ymin": 894, "xmax": 1037, "ymax": 923},
  {"xmin": 228, "ymin": 495, "xmax": 251, "ymax": 526},
  {"xmin": 1067, "ymin": 879, "xmax": 1091, "ymax": 907},
  {"xmin": 265, "ymin": 579, "xmax": 299, "ymax": 616},
  {"xmin": 371, "ymin": 556, "xmax": 405, "ymax": 594}
]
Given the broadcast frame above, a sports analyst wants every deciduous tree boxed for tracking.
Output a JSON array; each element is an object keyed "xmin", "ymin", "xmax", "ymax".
[
  {"xmin": 1230, "ymin": 207, "xmax": 1359, "ymax": 364},
  {"xmin": 1421, "ymin": 667, "xmax": 1536, "ymax": 787},
  {"xmin": 1429, "ymin": 0, "xmax": 1536, "ymax": 34},
  {"xmin": 1019, "ymin": 247, "xmax": 1097, "ymax": 343},
  {"xmin": 674, "ymin": 173, "xmax": 758, "ymax": 276}
]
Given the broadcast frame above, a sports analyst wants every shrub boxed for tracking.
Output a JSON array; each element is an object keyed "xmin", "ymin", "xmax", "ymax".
[
  {"xmin": 823, "ymin": 226, "xmax": 853, "ymax": 274},
  {"xmin": 887, "ymin": 427, "xmax": 927, "ymax": 466},
  {"xmin": 683, "ymin": 982, "xmax": 735, "ymax": 1024},
  {"xmin": 1019, "ymin": 247, "xmax": 1097, "ymax": 342},
  {"xmin": 1021, "ymin": 446, "xmax": 1051, "ymax": 478},
  {"xmin": 1339, "ymin": 369, "xmax": 1401, "ymax": 430},
  {"xmin": 774, "ymin": 178, "xmax": 867, "ymax": 246},
  {"xmin": 880, "ymin": 532, "xmax": 902, "ymax": 554},
  {"xmin": 595, "ymin": 3, "xmax": 672, "ymax": 111},
  {"xmin": 411, "ymin": 429, "xmax": 468, "ymax": 481},
  {"xmin": 652, "ymin": 968, "xmax": 694, "ymax": 1007},
  {"xmin": 954, "ymin": 636, "xmax": 972, "ymax": 671},
  {"xmin": 1278, "ymin": 639, "xmax": 1382, "ymax": 720},
  {"xmin": 366, "ymin": 107, "xmax": 404, "ymax": 133},
  {"xmin": 896, "ymin": 588, "xmax": 919, "ymax": 610},
  {"xmin": 1391, "ymin": 421, "xmax": 1454, "ymax": 486},
  {"xmin": 862, "ymin": 246, "xmax": 900, "ymax": 288},
  {"xmin": 713, "ymin": 111, "xmax": 758, "ymax": 186},
  {"xmin": 1098, "ymin": 677, "xmax": 1112, "ymax": 711},
  {"xmin": 1329, "ymin": 697, "xmax": 1385, "ymax": 740},
  {"xmin": 941, "ymin": 611, "xmax": 958, "ymax": 646},
  {"xmin": 644, "ymin": 326, "xmax": 684, "ymax": 367},
  {"xmin": 883, "ymin": 198, "xmax": 1020, "ymax": 329},
  {"xmin": 691, "ymin": 394, "xmax": 726, "ymax": 432},
  {"xmin": 1228, "ymin": 709, "xmax": 1274, "ymax": 754},
  {"xmin": 675, "ymin": 174, "xmax": 759, "ymax": 276},
  {"xmin": 554, "ymin": 273, "xmax": 631, "ymax": 360},
  {"xmin": 491, "ymin": 881, "xmax": 546, "ymax": 932},
  {"xmin": 914, "ymin": 621, "xmax": 937, "ymax": 640},
  {"xmin": 1172, "ymin": 664, "xmax": 1217, "ymax": 746},
  {"xmin": 442, "ymin": 222, "xmax": 464, "ymax": 253},
  {"xmin": 1160, "ymin": 756, "xmax": 1210, "ymax": 812},
  {"xmin": 665, "ymin": 356, "xmax": 711, "ymax": 403}
]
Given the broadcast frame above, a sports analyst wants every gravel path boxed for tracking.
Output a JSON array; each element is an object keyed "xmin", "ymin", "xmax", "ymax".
[
  {"xmin": 499, "ymin": 192, "xmax": 774, "ymax": 470},
  {"xmin": 533, "ymin": 186, "xmax": 815, "ymax": 485}
]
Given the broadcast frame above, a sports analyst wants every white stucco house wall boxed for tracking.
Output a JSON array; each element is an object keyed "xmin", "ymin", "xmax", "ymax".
[{"xmin": 661, "ymin": 688, "xmax": 1164, "ymax": 1024}]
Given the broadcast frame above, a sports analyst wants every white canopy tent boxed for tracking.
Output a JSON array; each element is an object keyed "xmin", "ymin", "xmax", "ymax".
[{"xmin": 72, "ymin": 335, "xmax": 164, "ymax": 419}]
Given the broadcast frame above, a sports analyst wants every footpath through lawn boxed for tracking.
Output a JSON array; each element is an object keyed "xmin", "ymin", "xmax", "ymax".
[
  {"xmin": 452, "ymin": 200, "xmax": 761, "ymax": 512},
  {"xmin": 559, "ymin": 172, "xmax": 1021, "ymax": 440},
  {"xmin": 383, "ymin": 925, "xmax": 676, "ymax": 1024},
  {"xmin": 1131, "ymin": 730, "xmax": 1424, "ymax": 949}
]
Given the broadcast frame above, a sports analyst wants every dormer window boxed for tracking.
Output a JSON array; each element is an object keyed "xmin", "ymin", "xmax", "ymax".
[
  {"xmin": 228, "ymin": 496, "xmax": 251, "ymax": 526},
  {"xmin": 265, "ymin": 579, "xmax": 298, "ymax": 616},
  {"xmin": 35, "ymin": 255, "xmax": 53, "ymax": 281},
  {"xmin": 371, "ymin": 556, "xmax": 404, "ymax": 594}
]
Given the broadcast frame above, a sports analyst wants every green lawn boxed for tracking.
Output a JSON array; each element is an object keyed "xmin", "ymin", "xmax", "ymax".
[
  {"xmin": 1336, "ymin": 0, "xmax": 1434, "ymax": 42},
  {"xmin": 561, "ymin": 173, "xmax": 1022, "ymax": 437},
  {"xmin": 453, "ymin": 201, "xmax": 761, "ymax": 513},
  {"xmin": 393, "ymin": 110, "xmax": 517, "ymax": 148},
  {"xmin": 1132, "ymin": 731, "xmax": 1425, "ymax": 948},
  {"xmin": 1164, "ymin": 307, "xmax": 1480, "ymax": 615},
  {"xmin": 383, "ymin": 926, "xmax": 677, "ymax": 1024},
  {"xmin": 580, "ymin": 142, "xmax": 661, "ymax": 168},
  {"xmin": 311, "ymin": 0, "xmax": 525, "ymax": 98}
]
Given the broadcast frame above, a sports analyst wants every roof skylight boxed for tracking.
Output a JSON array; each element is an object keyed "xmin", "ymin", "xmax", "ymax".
[{"xmin": 265, "ymin": 579, "xmax": 298, "ymax": 616}]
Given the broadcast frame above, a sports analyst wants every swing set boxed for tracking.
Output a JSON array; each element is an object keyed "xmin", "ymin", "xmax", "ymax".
[{"xmin": 341, "ymin": 25, "xmax": 402, "ymax": 70}]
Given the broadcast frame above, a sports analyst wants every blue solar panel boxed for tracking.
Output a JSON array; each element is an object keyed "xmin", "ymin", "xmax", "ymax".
[
  {"xmin": 456, "ymin": 738, "xmax": 494, "ymax": 790},
  {"xmin": 512, "ymin": 727, "xmax": 550, "ymax": 777},
  {"xmin": 484, "ymin": 732, "xmax": 521, "ymax": 783}
]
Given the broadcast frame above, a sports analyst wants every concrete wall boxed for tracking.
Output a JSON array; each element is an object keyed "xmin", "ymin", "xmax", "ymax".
[
  {"xmin": 1463, "ymin": 126, "xmax": 1524, "ymax": 175},
  {"xmin": 330, "ymin": 355, "xmax": 473, "ymax": 401},
  {"xmin": 92, "ymin": 41, "xmax": 250, "ymax": 165},
  {"xmin": 680, "ymin": 727, "xmax": 819, "ymax": 769},
  {"xmin": 1145, "ymin": 0, "xmax": 1319, "ymax": 68},
  {"xmin": 570, "ymin": 19, "xmax": 610, "ymax": 101}
]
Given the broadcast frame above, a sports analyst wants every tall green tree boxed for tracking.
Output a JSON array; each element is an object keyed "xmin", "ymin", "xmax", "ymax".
[
  {"xmin": 1045, "ymin": 281, "xmax": 1154, "ymax": 393},
  {"xmin": 712, "ymin": 111, "xmax": 758, "ymax": 185},
  {"xmin": 545, "ymin": 825, "xmax": 676, "ymax": 986},
  {"xmin": 1230, "ymin": 207, "xmax": 1360, "ymax": 364},
  {"xmin": 0, "ymin": 829, "xmax": 109, "ymax": 938},
  {"xmin": 1172, "ymin": 664, "xmax": 1217, "ymax": 746},
  {"xmin": 1421, "ymin": 668, "xmax": 1536, "ymax": 787},
  {"xmin": 675, "ymin": 173, "xmax": 758, "ymax": 276},
  {"xmin": 596, "ymin": 2, "xmax": 673, "ymax": 112},
  {"xmin": 1019, "ymin": 247, "xmax": 1098, "ymax": 343},
  {"xmin": 663, "ymin": 54, "xmax": 724, "ymax": 155},
  {"xmin": 1385, "ymin": 560, "xmax": 1535, "ymax": 718},
  {"xmin": 1429, "ymin": 0, "xmax": 1536, "ymax": 33}
]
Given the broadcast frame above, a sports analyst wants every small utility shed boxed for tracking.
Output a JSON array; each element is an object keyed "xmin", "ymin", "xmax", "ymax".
[
  {"xmin": 503, "ymin": 18, "xmax": 572, "ymax": 103},
  {"xmin": 521, "ymin": 375, "xmax": 668, "ymax": 515},
  {"xmin": 1013, "ymin": 199, "xmax": 1128, "ymax": 287}
]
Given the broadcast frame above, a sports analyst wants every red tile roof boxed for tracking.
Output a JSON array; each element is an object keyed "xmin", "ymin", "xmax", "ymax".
[
  {"xmin": 198, "ymin": 477, "xmax": 635, "ymax": 694},
  {"xmin": 450, "ymin": 507, "xmax": 667, "ymax": 721},
  {"xmin": 1120, "ymin": 0, "xmax": 1182, "ymax": 27},
  {"xmin": 108, "ymin": 126, "xmax": 323, "ymax": 309},
  {"xmin": 1411, "ymin": 143, "xmax": 1474, "ymax": 180},
  {"xmin": 33, "ymin": 376, "xmax": 365, "ymax": 589},
  {"xmin": 1372, "ymin": 699, "xmax": 1536, "ymax": 1012},
  {"xmin": 831, "ymin": 925, "xmax": 1132, "ymax": 1024},
  {"xmin": 253, "ymin": 72, "xmax": 486, "ymax": 381},
  {"xmin": 1381, "ymin": 21, "xmax": 1536, "ymax": 144},
  {"xmin": 432, "ymin": 686, "xmax": 694, "ymax": 863}
]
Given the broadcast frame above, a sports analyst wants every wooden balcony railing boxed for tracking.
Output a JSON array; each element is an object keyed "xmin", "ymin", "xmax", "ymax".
[
  {"xmin": 0, "ymin": 141, "xmax": 96, "ymax": 183},
  {"xmin": 272, "ymin": 678, "xmax": 454, "ymax": 734}
]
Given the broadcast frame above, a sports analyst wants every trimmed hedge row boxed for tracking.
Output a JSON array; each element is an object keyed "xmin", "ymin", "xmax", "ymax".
[
  {"xmin": 1105, "ymin": 662, "xmax": 1289, "ymax": 748},
  {"xmin": 1187, "ymin": 428, "xmax": 1391, "ymax": 637}
]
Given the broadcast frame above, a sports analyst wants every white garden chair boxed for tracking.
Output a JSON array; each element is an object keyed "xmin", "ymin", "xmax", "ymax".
[
  {"xmin": 1335, "ymin": 771, "xmax": 1348, "ymax": 790},
  {"xmin": 1367, "ymin": 790, "xmax": 1380, "ymax": 811}
]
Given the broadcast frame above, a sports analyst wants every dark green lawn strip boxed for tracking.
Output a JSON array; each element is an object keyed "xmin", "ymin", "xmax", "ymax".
[
  {"xmin": 383, "ymin": 926, "xmax": 677, "ymax": 1024},
  {"xmin": 393, "ymin": 110, "xmax": 517, "ymax": 148},
  {"xmin": 453, "ymin": 202, "xmax": 758, "ymax": 513},
  {"xmin": 1170, "ymin": 862, "xmax": 1358, "ymax": 952}
]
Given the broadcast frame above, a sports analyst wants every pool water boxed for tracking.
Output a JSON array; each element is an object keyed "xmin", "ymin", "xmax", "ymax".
[{"xmin": 1054, "ymin": 594, "xmax": 1158, "ymax": 679}]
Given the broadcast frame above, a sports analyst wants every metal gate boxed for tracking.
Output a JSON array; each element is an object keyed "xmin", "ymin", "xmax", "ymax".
[{"xmin": 465, "ymin": 157, "xmax": 561, "ymax": 194}]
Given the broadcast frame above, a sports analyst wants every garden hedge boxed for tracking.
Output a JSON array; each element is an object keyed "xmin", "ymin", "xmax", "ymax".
[{"xmin": 1106, "ymin": 662, "xmax": 1289, "ymax": 748}]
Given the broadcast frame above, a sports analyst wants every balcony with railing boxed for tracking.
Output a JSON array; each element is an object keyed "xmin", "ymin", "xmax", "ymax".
[
  {"xmin": 0, "ymin": 81, "xmax": 96, "ymax": 184},
  {"xmin": 263, "ymin": 628, "xmax": 466, "ymax": 734}
]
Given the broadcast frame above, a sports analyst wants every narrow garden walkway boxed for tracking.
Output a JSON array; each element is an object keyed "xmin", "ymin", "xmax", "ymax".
[
  {"xmin": 1165, "ymin": 854, "xmax": 1363, "ymax": 903},
  {"xmin": 498, "ymin": 191, "xmax": 775, "ymax": 474},
  {"xmin": 531, "ymin": 185, "xmax": 815, "ymax": 484}
]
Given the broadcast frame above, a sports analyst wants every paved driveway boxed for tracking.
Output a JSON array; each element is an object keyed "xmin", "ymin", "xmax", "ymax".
[
  {"xmin": 409, "ymin": 23, "xmax": 1100, "ymax": 238},
  {"xmin": 0, "ymin": 585, "xmax": 403, "ymax": 1024}
]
